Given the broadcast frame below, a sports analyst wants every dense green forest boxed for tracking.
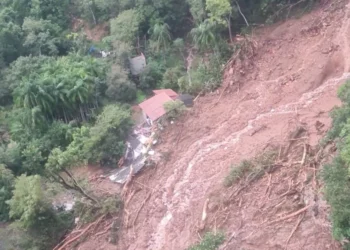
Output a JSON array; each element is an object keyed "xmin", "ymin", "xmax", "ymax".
[
  {"xmin": 323, "ymin": 80, "xmax": 350, "ymax": 249},
  {"xmin": 0, "ymin": 0, "xmax": 319, "ymax": 249}
]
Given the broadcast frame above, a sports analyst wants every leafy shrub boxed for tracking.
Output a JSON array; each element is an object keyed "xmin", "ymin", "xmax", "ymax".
[
  {"xmin": 74, "ymin": 195, "xmax": 123, "ymax": 223},
  {"xmin": 162, "ymin": 66, "xmax": 185, "ymax": 90},
  {"xmin": 322, "ymin": 156, "xmax": 350, "ymax": 243},
  {"xmin": 188, "ymin": 232, "xmax": 225, "ymax": 250},
  {"xmin": 109, "ymin": 40, "xmax": 133, "ymax": 68},
  {"xmin": 139, "ymin": 60, "xmax": 165, "ymax": 90},
  {"xmin": 322, "ymin": 80, "xmax": 350, "ymax": 246},
  {"xmin": 85, "ymin": 104, "xmax": 132, "ymax": 165},
  {"xmin": 101, "ymin": 196, "xmax": 123, "ymax": 215},
  {"xmin": 106, "ymin": 64, "xmax": 136, "ymax": 102},
  {"xmin": 0, "ymin": 143, "xmax": 22, "ymax": 174},
  {"xmin": 224, "ymin": 151, "xmax": 277, "ymax": 187},
  {"xmin": 109, "ymin": 9, "xmax": 143, "ymax": 43},
  {"xmin": 164, "ymin": 100, "xmax": 186, "ymax": 120},
  {"xmin": 179, "ymin": 55, "xmax": 223, "ymax": 94},
  {"xmin": 136, "ymin": 90, "xmax": 147, "ymax": 103},
  {"xmin": 224, "ymin": 160, "xmax": 253, "ymax": 187},
  {"xmin": 7, "ymin": 175, "xmax": 52, "ymax": 228},
  {"xmin": 6, "ymin": 174, "xmax": 73, "ymax": 249}
]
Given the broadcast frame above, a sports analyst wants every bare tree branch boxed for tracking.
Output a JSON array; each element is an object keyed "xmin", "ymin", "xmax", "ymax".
[{"xmin": 235, "ymin": 1, "xmax": 249, "ymax": 27}]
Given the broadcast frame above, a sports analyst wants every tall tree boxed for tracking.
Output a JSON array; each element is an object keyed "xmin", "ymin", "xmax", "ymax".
[
  {"xmin": 29, "ymin": 0, "xmax": 70, "ymax": 28},
  {"xmin": 149, "ymin": 22, "xmax": 172, "ymax": 52},
  {"xmin": 22, "ymin": 18, "xmax": 61, "ymax": 56},
  {"xmin": 186, "ymin": 0, "xmax": 206, "ymax": 23},
  {"xmin": 0, "ymin": 9, "xmax": 23, "ymax": 66},
  {"xmin": 7, "ymin": 175, "xmax": 51, "ymax": 228},
  {"xmin": 190, "ymin": 19, "xmax": 218, "ymax": 51},
  {"xmin": 0, "ymin": 164, "xmax": 14, "ymax": 221},
  {"xmin": 109, "ymin": 9, "xmax": 143, "ymax": 44},
  {"xmin": 206, "ymin": 0, "xmax": 233, "ymax": 42}
]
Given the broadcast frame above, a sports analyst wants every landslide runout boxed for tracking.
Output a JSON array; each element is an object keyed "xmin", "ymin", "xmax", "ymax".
[
  {"xmin": 77, "ymin": 2, "xmax": 350, "ymax": 249},
  {"xmin": 144, "ymin": 4, "xmax": 350, "ymax": 250}
]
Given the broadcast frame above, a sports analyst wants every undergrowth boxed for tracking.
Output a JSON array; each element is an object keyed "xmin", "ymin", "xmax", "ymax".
[
  {"xmin": 322, "ymin": 156, "xmax": 350, "ymax": 247},
  {"xmin": 322, "ymin": 80, "xmax": 350, "ymax": 248},
  {"xmin": 164, "ymin": 100, "xmax": 186, "ymax": 120},
  {"xmin": 136, "ymin": 90, "xmax": 147, "ymax": 104},
  {"xmin": 224, "ymin": 151, "xmax": 277, "ymax": 187},
  {"xmin": 74, "ymin": 195, "xmax": 123, "ymax": 223},
  {"xmin": 188, "ymin": 232, "xmax": 225, "ymax": 250}
]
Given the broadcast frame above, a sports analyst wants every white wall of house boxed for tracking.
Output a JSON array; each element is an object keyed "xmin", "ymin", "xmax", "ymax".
[{"xmin": 142, "ymin": 111, "xmax": 153, "ymax": 125}]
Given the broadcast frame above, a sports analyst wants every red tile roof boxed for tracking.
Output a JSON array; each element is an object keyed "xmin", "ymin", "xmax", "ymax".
[
  {"xmin": 139, "ymin": 92, "xmax": 173, "ymax": 121},
  {"xmin": 152, "ymin": 89, "xmax": 178, "ymax": 99}
]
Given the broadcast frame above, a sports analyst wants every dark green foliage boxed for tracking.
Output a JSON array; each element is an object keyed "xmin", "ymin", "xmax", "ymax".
[
  {"xmin": 106, "ymin": 64, "xmax": 137, "ymax": 102},
  {"xmin": 0, "ymin": 0, "xmax": 70, "ymax": 65},
  {"xmin": 6, "ymin": 174, "xmax": 73, "ymax": 249},
  {"xmin": 22, "ymin": 17, "xmax": 63, "ymax": 56},
  {"xmin": 0, "ymin": 164, "xmax": 14, "ymax": 221},
  {"xmin": 45, "ymin": 104, "xmax": 132, "ymax": 171},
  {"xmin": 179, "ymin": 54, "xmax": 225, "ymax": 94},
  {"xmin": 85, "ymin": 104, "xmax": 132, "ymax": 165},
  {"xmin": 136, "ymin": 90, "xmax": 147, "ymax": 103},
  {"xmin": 188, "ymin": 232, "xmax": 225, "ymax": 250},
  {"xmin": 12, "ymin": 54, "xmax": 107, "ymax": 123},
  {"xmin": 325, "ymin": 106, "xmax": 350, "ymax": 142},
  {"xmin": 149, "ymin": 22, "xmax": 172, "ymax": 53},
  {"xmin": 187, "ymin": 0, "xmax": 207, "ymax": 24},
  {"xmin": 7, "ymin": 175, "xmax": 52, "ymax": 227},
  {"xmin": 322, "ymin": 80, "xmax": 350, "ymax": 246},
  {"xmin": 73, "ymin": 0, "xmax": 123, "ymax": 24},
  {"xmin": 323, "ymin": 157, "xmax": 350, "ymax": 243},
  {"xmin": 0, "ymin": 16, "xmax": 23, "ymax": 66},
  {"xmin": 190, "ymin": 19, "xmax": 220, "ymax": 52},
  {"xmin": 0, "ymin": 143, "xmax": 22, "ymax": 174},
  {"xmin": 2, "ymin": 55, "xmax": 54, "ymax": 94},
  {"xmin": 139, "ymin": 60, "xmax": 165, "ymax": 90},
  {"xmin": 28, "ymin": 0, "xmax": 70, "ymax": 28},
  {"xmin": 162, "ymin": 66, "xmax": 185, "ymax": 90},
  {"xmin": 109, "ymin": 9, "xmax": 143, "ymax": 44}
]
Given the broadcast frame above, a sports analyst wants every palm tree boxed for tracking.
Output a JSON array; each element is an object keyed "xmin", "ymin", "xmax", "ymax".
[
  {"xmin": 149, "ymin": 22, "xmax": 172, "ymax": 52},
  {"xmin": 14, "ymin": 81, "xmax": 36, "ymax": 109},
  {"xmin": 190, "ymin": 19, "xmax": 218, "ymax": 51}
]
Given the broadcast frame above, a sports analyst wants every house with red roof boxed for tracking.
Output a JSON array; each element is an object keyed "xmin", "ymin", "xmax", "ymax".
[
  {"xmin": 152, "ymin": 89, "xmax": 178, "ymax": 100},
  {"xmin": 138, "ymin": 89, "xmax": 178, "ymax": 124}
]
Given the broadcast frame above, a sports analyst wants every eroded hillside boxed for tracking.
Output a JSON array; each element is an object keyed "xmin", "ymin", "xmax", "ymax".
[{"xmin": 80, "ymin": 1, "xmax": 350, "ymax": 249}]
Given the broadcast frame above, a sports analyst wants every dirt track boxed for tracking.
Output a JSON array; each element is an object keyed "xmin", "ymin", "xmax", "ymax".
[{"xmin": 80, "ymin": 1, "xmax": 350, "ymax": 249}]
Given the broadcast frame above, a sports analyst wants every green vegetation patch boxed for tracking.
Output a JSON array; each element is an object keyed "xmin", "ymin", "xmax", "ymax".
[
  {"xmin": 322, "ymin": 80, "xmax": 350, "ymax": 247},
  {"xmin": 164, "ymin": 100, "xmax": 186, "ymax": 120},
  {"xmin": 224, "ymin": 150, "xmax": 277, "ymax": 187},
  {"xmin": 188, "ymin": 232, "xmax": 225, "ymax": 250}
]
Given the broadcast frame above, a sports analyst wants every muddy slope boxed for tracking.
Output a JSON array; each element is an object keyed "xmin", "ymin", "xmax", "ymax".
[{"xmin": 81, "ymin": 2, "xmax": 350, "ymax": 250}]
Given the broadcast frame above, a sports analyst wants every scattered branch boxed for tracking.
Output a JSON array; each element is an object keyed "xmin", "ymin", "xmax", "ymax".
[
  {"xmin": 268, "ymin": 205, "xmax": 311, "ymax": 225},
  {"xmin": 132, "ymin": 192, "xmax": 152, "ymax": 227},
  {"xmin": 54, "ymin": 215, "xmax": 105, "ymax": 250},
  {"xmin": 122, "ymin": 165, "xmax": 134, "ymax": 199},
  {"xmin": 300, "ymin": 144, "xmax": 307, "ymax": 166},
  {"xmin": 200, "ymin": 198, "xmax": 210, "ymax": 230},
  {"xmin": 95, "ymin": 221, "xmax": 114, "ymax": 237},
  {"xmin": 285, "ymin": 212, "xmax": 305, "ymax": 249}
]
